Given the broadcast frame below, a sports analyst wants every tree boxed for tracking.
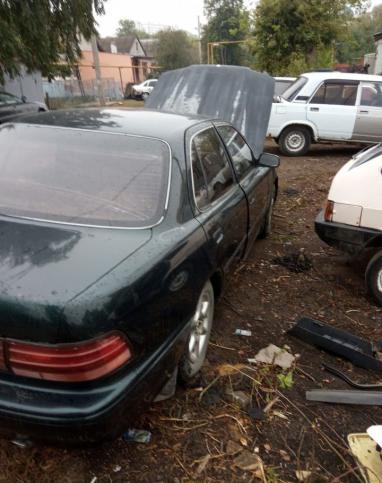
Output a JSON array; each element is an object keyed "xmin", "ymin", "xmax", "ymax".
[
  {"xmin": 252, "ymin": 0, "xmax": 367, "ymax": 75},
  {"xmin": 156, "ymin": 29, "xmax": 199, "ymax": 72},
  {"xmin": 116, "ymin": 18, "xmax": 151, "ymax": 38},
  {"xmin": 202, "ymin": 0, "xmax": 250, "ymax": 65},
  {"xmin": 0, "ymin": 0, "xmax": 105, "ymax": 84},
  {"xmin": 337, "ymin": 5, "xmax": 382, "ymax": 64}
]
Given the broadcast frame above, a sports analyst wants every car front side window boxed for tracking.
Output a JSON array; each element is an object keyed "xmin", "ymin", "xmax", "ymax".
[
  {"xmin": 310, "ymin": 82, "xmax": 358, "ymax": 106},
  {"xmin": 191, "ymin": 127, "xmax": 234, "ymax": 208},
  {"xmin": 216, "ymin": 124, "xmax": 255, "ymax": 180}
]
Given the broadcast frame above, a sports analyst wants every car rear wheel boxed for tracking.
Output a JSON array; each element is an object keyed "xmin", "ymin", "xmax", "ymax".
[
  {"xmin": 365, "ymin": 251, "xmax": 382, "ymax": 306},
  {"xmin": 279, "ymin": 126, "xmax": 311, "ymax": 156},
  {"xmin": 179, "ymin": 280, "xmax": 214, "ymax": 382},
  {"xmin": 142, "ymin": 92, "xmax": 149, "ymax": 100}
]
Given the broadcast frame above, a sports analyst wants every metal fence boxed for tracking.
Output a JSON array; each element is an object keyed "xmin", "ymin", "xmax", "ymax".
[{"xmin": 43, "ymin": 78, "xmax": 123, "ymax": 101}]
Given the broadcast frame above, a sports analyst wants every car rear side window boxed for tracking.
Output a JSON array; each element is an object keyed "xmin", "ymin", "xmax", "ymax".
[
  {"xmin": 216, "ymin": 124, "xmax": 255, "ymax": 180},
  {"xmin": 360, "ymin": 82, "xmax": 382, "ymax": 107},
  {"xmin": 191, "ymin": 127, "xmax": 234, "ymax": 208},
  {"xmin": 0, "ymin": 124, "xmax": 170, "ymax": 228},
  {"xmin": 310, "ymin": 82, "xmax": 358, "ymax": 106}
]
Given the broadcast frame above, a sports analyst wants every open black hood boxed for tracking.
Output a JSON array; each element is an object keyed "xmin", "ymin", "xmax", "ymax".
[{"xmin": 146, "ymin": 64, "xmax": 275, "ymax": 158}]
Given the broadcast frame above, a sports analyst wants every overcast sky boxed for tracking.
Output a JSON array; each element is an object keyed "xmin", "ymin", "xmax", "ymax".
[{"xmin": 97, "ymin": 0, "xmax": 382, "ymax": 38}]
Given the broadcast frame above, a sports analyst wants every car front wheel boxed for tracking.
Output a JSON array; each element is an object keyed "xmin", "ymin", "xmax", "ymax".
[
  {"xmin": 179, "ymin": 280, "xmax": 214, "ymax": 382},
  {"xmin": 366, "ymin": 251, "xmax": 382, "ymax": 306},
  {"xmin": 279, "ymin": 126, "xmax": 311, "ymax": 156}
]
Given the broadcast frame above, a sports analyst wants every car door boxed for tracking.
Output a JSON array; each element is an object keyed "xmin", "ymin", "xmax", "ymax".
[
  {"xmin": 187, "ymin": 123, "xmax": 248, "ymax": 274},
  {"xmin": 306, "ymin": 80, "xmax": 359, "ymax": 140},
  {"xmin": 215, "ymin": 123, "xmax": 272, "ymax": 246},
  {"xmin": 353, "ymin": 81, "xmax": 382, "ymax": 142},
  {"xmin": 0, "ymin": 93, "xmax": 18, "ymax": 123}
]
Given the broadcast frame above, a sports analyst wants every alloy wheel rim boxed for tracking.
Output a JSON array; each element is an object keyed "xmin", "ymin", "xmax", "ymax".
[
  {"xmin": 287, "ymin": 132, "xmax": 304, "ymax": 152},
  {"xmin": 188, "ymin": 290, "xmax": 212, "ymax": 363},
  {"xmin": 378, "ymin": 269, "xmax": 382, "ymax": 292}
]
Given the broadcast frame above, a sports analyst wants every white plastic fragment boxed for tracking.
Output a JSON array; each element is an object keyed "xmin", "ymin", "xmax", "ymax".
[
  {"xmin": 252, "ymin": 344, "xmax": 295, "ymax": 370},
  {"xmin": 235, "ymin": 329, "xmax": 252, "ymax": 337}
]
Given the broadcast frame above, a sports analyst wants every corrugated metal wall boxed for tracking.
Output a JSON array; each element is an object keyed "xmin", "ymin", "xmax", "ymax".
[{"xmin": 3, "ymin": 67, "xmax": 44, "ymax": 102}]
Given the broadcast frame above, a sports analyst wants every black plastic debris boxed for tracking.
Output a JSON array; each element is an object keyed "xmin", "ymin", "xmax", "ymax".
[
  {"xmin": 289, "ymin": 317, "xmax": 382, "ymax": 371},
  {"xmin": 306, "ymin": 389, "xmax": 382, "ymax": 405},
  {"xmin": 323, "ymin": 363, "xmax": 382, "ymax": 390},
  {"xmin": 283, "ymin": 187, "xmax": 300, "ymax": 197},
  {"xmin": 248, "ymin": 406, "xmax": 266, "ymax": 421},
  {"xmin": 273, "ymin": 251, "xmax": 313, "ymax": 273}
]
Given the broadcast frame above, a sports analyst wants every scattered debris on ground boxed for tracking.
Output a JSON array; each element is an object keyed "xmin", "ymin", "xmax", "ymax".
[
  {"xmin": 1, "ymin": 144, "xmax": 381, "ymax": 482},
  {"xmin": 273, "ymin": 249, "xmax": 313, "ymax": 273}
]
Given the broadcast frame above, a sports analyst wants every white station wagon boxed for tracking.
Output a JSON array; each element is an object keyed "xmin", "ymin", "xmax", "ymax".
[{"xmin": 268, "ymin": 72, "xmax": 382, "ymax": 156}]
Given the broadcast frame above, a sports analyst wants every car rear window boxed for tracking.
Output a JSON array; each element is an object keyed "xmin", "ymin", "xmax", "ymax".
[{"xmin": 0, "ymin": 124, "xmax": 170, "ymax": 228}]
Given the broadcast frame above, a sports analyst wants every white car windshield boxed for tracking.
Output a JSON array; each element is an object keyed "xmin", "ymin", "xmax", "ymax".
[
  {"xmin": 0, "ymin": 124, "xmax": 170, "ymax": 228},
  {"xmin": 281, "ymin": 76, "xmax": 308, "ymax": 101}
]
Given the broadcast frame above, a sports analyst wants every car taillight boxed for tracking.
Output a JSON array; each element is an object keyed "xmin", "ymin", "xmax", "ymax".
[
  {"xmin": 324, "ymin": 200, "xmax": 334, "ymax": 222},
  {"xmin": 1, "ymin": 332, "xmax": 132, "ymax": 382}
]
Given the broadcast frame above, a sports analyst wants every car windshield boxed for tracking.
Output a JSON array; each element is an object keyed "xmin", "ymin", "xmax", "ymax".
[
  {"xmin": 281, "ymin": 76, "xmax": 308, "ymax": 101},
  {"xmin": 0, "ymin": 124, "xmax": 170, "ymax": 228}
]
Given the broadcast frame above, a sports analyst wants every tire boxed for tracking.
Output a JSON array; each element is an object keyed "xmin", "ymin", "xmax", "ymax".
[
  {"xmin": 178, "ymin": 280, "xmax": 214, "ymax": 382},
  {"xmin": 142, "ymin": 92, "xmax": 149, "ymax": 101},
  {"xmin": 258, "ymin": 186, "xmax": 275, "ymax": 239},
  {"xmin": 278, "ymin": 126, "xmax": 311, "ymax": 156},
  {"xmin": 365, "ymin": 251, "xmax": 382, "ymax": 306}
]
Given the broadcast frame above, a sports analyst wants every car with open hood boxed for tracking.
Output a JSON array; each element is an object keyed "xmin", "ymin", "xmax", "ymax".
[
  {"xmin": 0, "ymin": 66, "xmax": 278, "ymax": 445},
  {"xmin": 315, "ymin": 143, "xmax": 382, "ymax": 305}
]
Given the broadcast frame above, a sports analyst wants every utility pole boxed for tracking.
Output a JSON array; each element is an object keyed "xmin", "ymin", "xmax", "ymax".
[
  {"xmin": 197, "ymin": 16, "xmax": 202, "ymax": 64},
  {"xmin": 91, "ymin": 34, "xmax": 105, "ymax": 106}
]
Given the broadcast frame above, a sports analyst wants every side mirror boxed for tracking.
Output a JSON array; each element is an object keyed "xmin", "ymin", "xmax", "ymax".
[
  {"xmin": 21, "ymin": 95, "xmax": 27, "ymax": 103},
  {"xmin": 273, "ymin": 95, "xmax": 282, "ymax": 103},
  {"xmin": 259, "ymin": 152, "xmax": 280, "ymax": 168}
]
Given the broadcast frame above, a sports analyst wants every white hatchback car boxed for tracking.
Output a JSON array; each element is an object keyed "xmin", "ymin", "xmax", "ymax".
[
  {"xmin": 132, "ymin": 79, "xmax": 158, "ymax": 100},
  {"xmin": 316, "ymin": 143, "xmax": 382, "ymax": 305},
  {"xmin": 268, "ymin": 72, "xmax": 382, "ymax": 156}
]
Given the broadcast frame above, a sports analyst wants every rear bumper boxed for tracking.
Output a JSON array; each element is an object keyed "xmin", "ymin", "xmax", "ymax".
[
  {"xmin": 0, "ymin": 325, "xmax": 189, "ymax": 446},
  {"xmin": 315, "ymin": 210, "xmax": 379, "ymax": 254}
]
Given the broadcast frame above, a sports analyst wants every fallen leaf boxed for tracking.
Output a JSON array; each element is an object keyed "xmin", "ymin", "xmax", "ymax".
[
  {"xmin": 226, "ymin": 440, "xmax": 243, "ymax": 455},
  {"xmin": 280, "ymin": 449, "xmax": 291, "ymax": 462},
  {"xmin": 196, "ymin": 454, "xmax": 211, "ymax": 475},
  {"xmin": 296, "ymin": 470, "xmax": 312, "ymax": 481},
  {"xmin": 234, "ymin": 450, "xmax": 263, "ymax": 473},
  {"xmin": 272, "ymin": 410, "xmax": 289, "ymax": 420}
]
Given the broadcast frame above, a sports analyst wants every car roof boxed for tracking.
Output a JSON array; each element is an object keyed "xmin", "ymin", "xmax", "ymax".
[
  {"xmin": 12, "ymin": 108, "xmax": 211, "ymax": 144},
  {"xmin": 301, "ymin": 71, "xmax": 382, "ymax": 82}
]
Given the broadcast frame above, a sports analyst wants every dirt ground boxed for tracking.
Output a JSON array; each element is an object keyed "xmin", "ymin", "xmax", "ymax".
[{"xmin": 1, "ymin": 142, "xmax": 381, "ymax": 483}]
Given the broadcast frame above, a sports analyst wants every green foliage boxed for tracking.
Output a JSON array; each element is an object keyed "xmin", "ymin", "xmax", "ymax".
[
  {"xmin": 156, "ymin": 29, "xmax": 199, "ymax": 72},
  {"xmin": 202, "ymin": 0, "xmax": 251, "ymax": 65},
  {"xmin": 252, "ymin": 0, "xmax": 367, "ymax": 75},
  {"xmin": 116, "ymin": 18, "xmax": 152, "ymax": 39},
  {"xmin": 277, "ymin": 371, "xmax": 294, "ymax": 390},
  {"xmin": 337, "ymin": 5, "xmax": 382, "ymax": 64},
  {"xmin": 0, "ymin": 0, "xmax": 105, "ymax": 84}
]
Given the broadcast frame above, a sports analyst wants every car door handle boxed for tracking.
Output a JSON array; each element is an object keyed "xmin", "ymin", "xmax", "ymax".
[
  {"xmin": 360, "ymin": 110, "xmax": 369, "ymax": 114},
  {"xmin": 310, "ymin": 107, "xmax": 319, "ymax": 112},
  {"xmin": 212, "ymin": 228, "xmax": 224, "ymax": 245}
]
